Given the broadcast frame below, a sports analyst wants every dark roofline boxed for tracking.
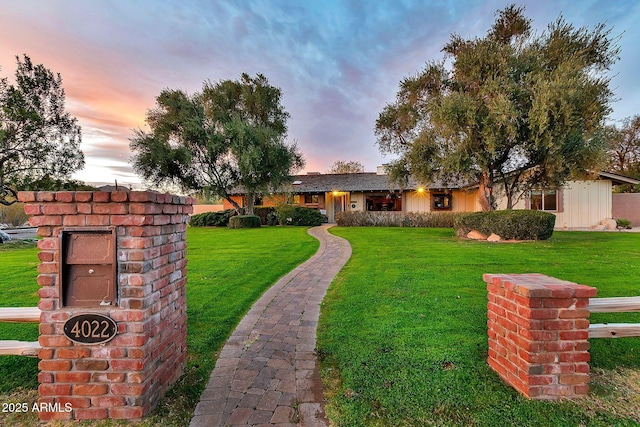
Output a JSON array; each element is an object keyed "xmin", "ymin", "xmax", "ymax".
[{"xmin": 598, "ymin": 171, "xmax": 640, "ymax": 185}]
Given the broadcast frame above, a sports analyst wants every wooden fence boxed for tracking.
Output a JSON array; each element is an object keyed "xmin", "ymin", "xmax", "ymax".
[
  {"xmin": 588, "ymin": 296, "xmax": 640, "ymax": 338},
  {"xmin": 2, "ymin": 296, "xmax": 637, "ymax": 357},
  {"xmin": 0, "ymin": 307, "xmax": 41, "ymax": 357}
]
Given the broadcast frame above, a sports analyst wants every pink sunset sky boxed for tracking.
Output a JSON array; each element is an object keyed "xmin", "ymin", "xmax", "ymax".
[{"xmin": 2, "ymin": 0, "xmax": 639, "ymax": 188}]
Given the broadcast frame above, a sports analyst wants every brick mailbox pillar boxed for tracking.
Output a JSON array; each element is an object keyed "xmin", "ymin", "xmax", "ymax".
[
  {"xmin": 18, "ymin": 190, "xmax": 194, "ymax": 421},
  {"xmin": 484, "ymin": 273, "xmax": 597, "ymax": 400}
]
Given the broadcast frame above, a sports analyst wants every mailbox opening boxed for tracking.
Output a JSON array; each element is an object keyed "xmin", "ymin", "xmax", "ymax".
[{"xmin": 60, "ymin": 227, "xmax": 117, "ymax": 307}]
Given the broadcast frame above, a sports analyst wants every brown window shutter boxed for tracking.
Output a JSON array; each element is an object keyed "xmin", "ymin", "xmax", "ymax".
[{"xmin": 556, "ymin": 189, "xmax": 564, "ymax": 213}]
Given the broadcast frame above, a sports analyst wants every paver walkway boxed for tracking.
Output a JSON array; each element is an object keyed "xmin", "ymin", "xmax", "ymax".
[{"xmin": 190, "ymin": 224, "xmax": 351, "ymax": 426}]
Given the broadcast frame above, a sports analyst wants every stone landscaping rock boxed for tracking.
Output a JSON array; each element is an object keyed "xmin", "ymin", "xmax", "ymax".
[
  {"xmin": 487, "ymin": 233, "xmax": 502, "ymax": 242},
  {"xmin": 601, "ymin": 218, "xmax": 617, "ymax": 230},
  {"xmin": 466, "ymin": 230, "xmax": 487, "ymax": 240}
]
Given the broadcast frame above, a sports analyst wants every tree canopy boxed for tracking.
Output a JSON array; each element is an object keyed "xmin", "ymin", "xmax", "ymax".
[
  {"xmin": 327, "ymin": 160, "xmax": 365, "ymax": 174},
  {"xmin": 375, "ymin": 5, "xmax": 618, "ymax": 210},
  {"xmin": 606, "ymin": 115, "xmax": 640, "ymax": 192},
  {"xmin": 0, "ymin": 55, "xmax": 84, "ymax": 193},
  {"xmin": 130, "ymin": 73, "xmax": 304, "ymax": 215}
]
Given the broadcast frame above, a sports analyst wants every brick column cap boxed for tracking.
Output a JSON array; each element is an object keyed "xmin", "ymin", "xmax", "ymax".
[
  {"xmin": 484, "ymin": 273, "xmax": 597, "ymax": 299},
  {"xmin": 18, "ymin": 190, "xmax": 195, "ymax": 206}
]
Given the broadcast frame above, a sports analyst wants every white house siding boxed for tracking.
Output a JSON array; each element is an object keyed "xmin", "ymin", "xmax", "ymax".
[
  {"xmin": 404, "ymin": 191, "xmax": 430, "ymax": 212},
  {"xmin": 452, "ymin": 190, "xmax": 481, "ymax": 212},
  {"xmin": 505, "ymin": 180, "xmax": 613, "ymax": 229},
  {"xmin": 555, "ymin": 180, "xmax": 612, "ymax": 229},
  {"xmin": 349, "ymin": 192, "xmax": 365, "ymax": 212}
]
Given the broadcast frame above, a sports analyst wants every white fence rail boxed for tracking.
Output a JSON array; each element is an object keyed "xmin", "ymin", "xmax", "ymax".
[
  {"xmin": 0, "ymin": 307, "xmax": 41, "ymax": 357},
  {"xmin": 588, "ymin": 297, "xmax": 640, "ymax": 339}
]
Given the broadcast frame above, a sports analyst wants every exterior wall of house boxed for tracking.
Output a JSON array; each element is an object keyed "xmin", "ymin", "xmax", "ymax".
[
  {"xmin": 404, "ymin": 189, "xmax": 479, "ymax": 213},
  {"xmin": 555, "ymin": 180, "xmax": 612, "ymax": 229},
  {"xmin": 613, "ymin": 193, "xmax": 640, "ymax": 226},
  {"xmin": 404, "ymin": 191, "xmax": 430, "ymax": 212},
  {"xmin": 348, "ymin": 192, "xmax": 365, "ymax": 212},
  {"xmin": 192, "ymin": 204, "xmax": 224, "ymax": 214},
  {"xmin": 222, "ymin": 195, "xmax": 244, "ymax": 211},
  {"xmin": 502, "ymin": 180, "xmax": 613, "ymax": 229}
]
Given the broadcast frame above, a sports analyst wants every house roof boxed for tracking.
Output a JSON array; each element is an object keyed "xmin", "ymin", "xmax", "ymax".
[
  {"xmin": 597, "ymin": 171, "xmax": 640, "ymax": 185},
  {"xmin": 229, "ymin": 170, "xmax": 638, "ymax": 196},
  {"xmin": 230, "ymin": 173, "xmax": 464, "ymax": 195}
]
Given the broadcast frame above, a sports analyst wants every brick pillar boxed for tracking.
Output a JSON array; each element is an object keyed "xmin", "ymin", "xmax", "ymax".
[
  {"xmin": 484, "ymin": 273, "xmax": 597, "ymax": 400},
  {"xmin": 18, "ymin": 190, "xmax": 194, "ymax": 421}
]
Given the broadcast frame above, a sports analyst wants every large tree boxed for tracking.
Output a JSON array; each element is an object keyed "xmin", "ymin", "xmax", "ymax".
[
  {"xmin": 130, "ymin": 73, "xmax": 304, "ymax": 215},
  {"xmin": 0, "ymin": 55, "xmax": 84, "ymax": 196},
  {"xmin": 607, "ymin": 115, "xmax": 640, "ymax": 177},
  {"xmin": 375, "ymin": 5, "xmax": 618, "ymax": 210},
  {"xmin": 327, "ymin": 160, "xmax": 365, "ymax": 174},
  {"xmin": 605, "ymin": 115, "xmax": 640, "ymax": 192}
]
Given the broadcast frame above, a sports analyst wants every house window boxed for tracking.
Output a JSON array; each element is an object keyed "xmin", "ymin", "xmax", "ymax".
[
  {"xmin": 304, "ymin": 194, "xmax": 319, "ymax": 204},
  {"xmin": 366, "ymin": 193, "xmax": 402, "ymax": 211},
  {"xmin": 431, "ymin": 193, "xmax": 452, "ymax": 210},
  {"xmin": 530, "ymin": 190, "xmax": 557, "ymax": 211}
]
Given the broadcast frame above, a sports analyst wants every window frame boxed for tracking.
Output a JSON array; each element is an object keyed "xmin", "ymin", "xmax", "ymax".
[
  {"xmin": 304, "ymin": 194, "xmax": 319, "ymax": 205},
  {"xmin": 431, "ymin": 193, "xmax": 452, "ymax": 211},
  {"xmin": 528, "ymin": 189, "xmax": 563, "ymax": 212},
  {"xmin": 365, "ymin": 193, "xmax": 403, "ymax": 212}
]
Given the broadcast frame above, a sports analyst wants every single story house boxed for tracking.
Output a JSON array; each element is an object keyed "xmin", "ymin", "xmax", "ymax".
[{"xmin": 224, "ymin": 166, "xmax": 640, "ymax": 228}]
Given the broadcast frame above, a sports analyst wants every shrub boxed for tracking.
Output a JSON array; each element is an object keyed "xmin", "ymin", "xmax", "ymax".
[
  {"xmin": 274, "ymin": 204, "xmax": 324, "ymax": 226},
  {"xmin": 0, "ymin": 203, "xmax": 29, "ymax": 227},
  {"xmin": 336, "ymin": 211, "xmax": 462, "ymax": 228},
  {"xmin": 454, "ymin": 210, "xmax": 556, "ymax": 240},
  {"xmin": 253, "ymin": 206, "xmax": 276, "ymax": 225},
  {"xmin": 189, "ymin": 209, "xmax": 236, "ymax": 227},
  {"xmin": 616, "ymin": 218, "xmax": 632, "ymax": 229},
  {"xmin": 228, "ymin": 215, "xmax": 261, "ymax": 229},
  {"xmin": 266, "ymin": 211, "xmax": 279, "ymax": 226}
]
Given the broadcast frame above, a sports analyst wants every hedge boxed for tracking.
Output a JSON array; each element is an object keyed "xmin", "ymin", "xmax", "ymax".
[
  {"xmin": 454, "ymin": 210, "xmax": 556, "ymax": 240},
  {"xmin": 228, "ymin": 215, "xmax": 262, "ymax": 229},
  {"xmin": 253, "ymin": 206, "xmax": 276, "ymax": 225},
  {"xmin": 274, "ymin": 205, "xmax": 325, "ymax": 226},
  {"xmin": 336, "ymin": 211, "xmax": 461, "ymax": 227},
  {"xmin": 189, "ymin": 209, "xmax": 236, "ymax": 227}
]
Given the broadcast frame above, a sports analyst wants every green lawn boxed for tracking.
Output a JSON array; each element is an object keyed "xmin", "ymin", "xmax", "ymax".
[
  {"xmin": 0, "ymin": 240, "xmax": 40, "ymax": 393},
  {"xmin": 0, "ymin": 227, "xmax": 318, "ymax": 426},
  {"xmin": 317, "ymin": 228, "xmax": 640, "ymax": 427}
]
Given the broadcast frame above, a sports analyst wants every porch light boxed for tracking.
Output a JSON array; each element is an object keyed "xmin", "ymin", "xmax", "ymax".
[
  {"xmin": 417, "ymin": 187, "xmax": 425, "ymax": 194},
  {"xmin": 332, "ymin": 190, "xmax": 339, "ymax": 196}
]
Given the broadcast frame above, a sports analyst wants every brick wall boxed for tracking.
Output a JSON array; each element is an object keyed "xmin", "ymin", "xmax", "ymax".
[
  {"xmin": 484, "ymin": 273, "xmax": 597, "ymax": 400},
  {"xmin": 18, "ymin": 190, "xmax": 194, "ymax": 421}
]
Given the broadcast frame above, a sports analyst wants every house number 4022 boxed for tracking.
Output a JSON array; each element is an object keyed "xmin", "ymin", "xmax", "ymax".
[{"xmin": 63, "ymin": 313, "xmax": 117, "ymax": 344}]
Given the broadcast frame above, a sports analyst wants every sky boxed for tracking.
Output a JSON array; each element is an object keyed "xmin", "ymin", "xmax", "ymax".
[{"xmin": 1, "ymin": 0, "xmax": 639, "ymax": 188}]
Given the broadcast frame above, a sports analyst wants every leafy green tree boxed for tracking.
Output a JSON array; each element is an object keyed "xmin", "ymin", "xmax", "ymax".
[
  {"xmin": 375, "ymin": 5, "xmax": 618, "ymax": 210},
  {"xmin": 130, "ymin": 73, "xmax": 304, "ymax": 215},
  {"xmin": 327, "ymin": 160, "xmax": 365, "ymax": 174},
  {"xmin": 0, "ymin": 55, "xmax": 84, "ymax": 193}
]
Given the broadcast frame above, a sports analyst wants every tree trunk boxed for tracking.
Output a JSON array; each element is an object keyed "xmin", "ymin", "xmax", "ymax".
[
  {"xmin": 225, "ymin": 195, "xmax": 245, "ymax": 215},
  {"xmin": 478, "ymin": 171, "xmax": 496, "ymax": 211},
  {"xmin": 246, "ymin": 192, "xmax": 255, "ymax": 216}
]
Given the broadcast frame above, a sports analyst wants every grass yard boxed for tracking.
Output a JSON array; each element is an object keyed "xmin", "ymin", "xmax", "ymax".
[
  {"xmin": 0, "ymin": 226, "xmax": 318, "ymax": 426},
  {"xmin": 317, "ymin": 228, "xmax": 640, "ymax": 427}
]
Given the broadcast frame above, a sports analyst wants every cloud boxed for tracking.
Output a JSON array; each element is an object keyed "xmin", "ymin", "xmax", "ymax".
[{"xmin": 2, "ymin": 0, "xmax": 639, "ymax": 185}]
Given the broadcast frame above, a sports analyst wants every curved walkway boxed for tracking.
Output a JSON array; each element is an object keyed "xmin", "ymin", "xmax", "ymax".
[{"xmin": 190, "ymin": 224, "xmax": 351, "ymax": 427}]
